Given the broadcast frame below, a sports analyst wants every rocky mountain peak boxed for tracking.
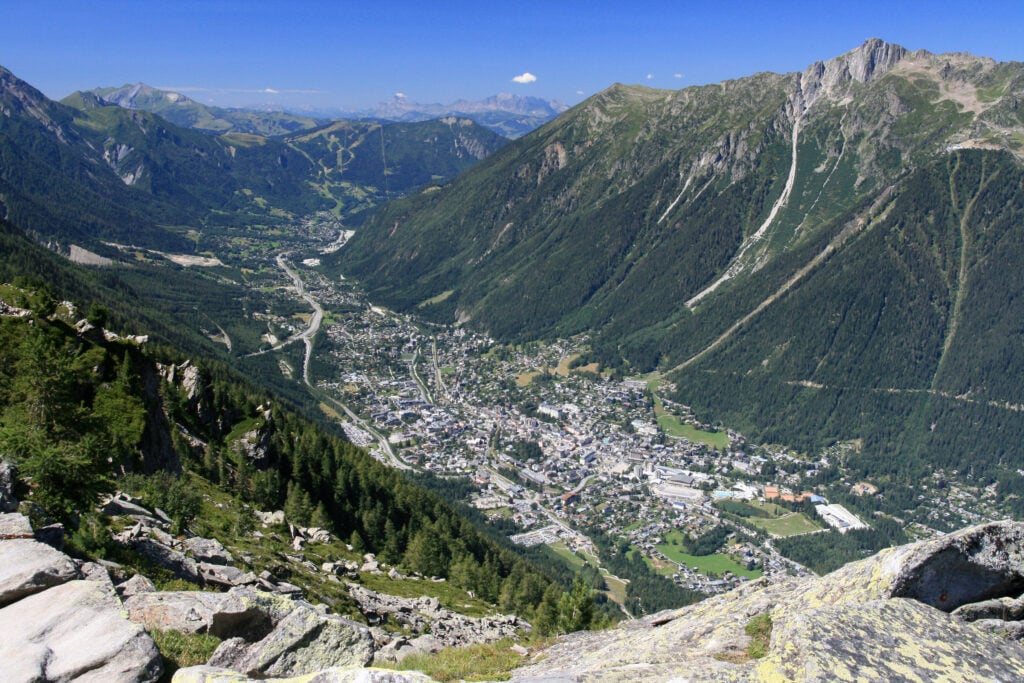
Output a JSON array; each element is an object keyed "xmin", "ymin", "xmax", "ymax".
[
  {"xmin": 797, "ymin": 38, "xmax": 908, "ymax": 112},
  {"xmin": 94, "ymin": 82, "xmax": 197, "ymax": 110}
]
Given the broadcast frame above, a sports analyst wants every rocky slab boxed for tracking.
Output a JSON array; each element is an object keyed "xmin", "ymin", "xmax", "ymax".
[
  {"xmin": 0, "ymin": 579, "xmax": 162, "ymax": 682},
  {"xmin": 511, "ymin": 521, "xmax": 1024, "ymax": 682},
  {"xmin": 208, "ymin": 602, "xmax": 375, "ymax": 678},
  {"xmin": 0, "ymin": 536, "xmax": 78, "ymax": 606}
]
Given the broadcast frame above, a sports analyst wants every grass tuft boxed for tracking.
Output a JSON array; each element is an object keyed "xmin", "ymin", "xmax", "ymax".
[
  {"xmin": 149, "ymin": 629, "xmax": 221, "ymax": 683},
  {"xmin": 744, "ymin": 612, "xmax": 773, "ymax": 659}
]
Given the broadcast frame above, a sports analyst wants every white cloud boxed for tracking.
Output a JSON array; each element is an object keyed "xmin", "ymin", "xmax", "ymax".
[
  {"xmin": 674, "ymin": 73, "xmax": 684, "ymax": 79},
  {"xmin": 395, "ymin": 92, "xmax": 406, "ymax": 98},
  {"xmin": 576, "ymin": 90, "xmax": 584, "ymax": 95},
  {"xmin": 512, "ymin": 72, "xmax": 537, "ymax": 84},
  {"xmin": 263, "ymin": 88, "xmax": 279, "ymax": 94},
  {"xmin": 646, "ymin": 73, "xmax": 654, "ymax": 80}
]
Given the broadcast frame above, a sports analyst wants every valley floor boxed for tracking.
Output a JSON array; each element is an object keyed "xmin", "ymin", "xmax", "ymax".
[{"xmin": 216, "ymin": 217, "xmax": 1006, "ymax": 608}]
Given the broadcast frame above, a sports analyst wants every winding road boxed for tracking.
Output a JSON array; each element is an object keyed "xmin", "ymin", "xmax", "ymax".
[{"xmin": 266, "ymin": 252, "xmax": 410, "ymax": 470}]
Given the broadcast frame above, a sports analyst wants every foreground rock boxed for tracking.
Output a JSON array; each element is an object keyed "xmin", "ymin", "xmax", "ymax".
[
  {"xmin": 0, "ymin": 579, "xmax": 162, "ymax": 682},
  {"xmin": 126, "ymin": 586, "xmax": 296, "ymax": 639},
  {"xmin": 0, "ymin": 535, "xmax": 78, "ymax": 606},
  {"xmin": 511, "ymin": 521, "xmax": 1024, "ymax": 681},
  {"xmin": 207, "ymin": 603, "xmax": 375, "ymax": 678},
  {"xmin": 173, "ymin": 666, "xmax": 436, "ymax": 682}
]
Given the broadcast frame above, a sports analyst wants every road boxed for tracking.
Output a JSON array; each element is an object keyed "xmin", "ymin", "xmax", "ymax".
[
  {"xmin": 256, "ymin": 251, "xmax": 410, "ymax": 471},
  {"xmin": 244, "ymin": 252, "xmax": 324, "ymax": 383}
]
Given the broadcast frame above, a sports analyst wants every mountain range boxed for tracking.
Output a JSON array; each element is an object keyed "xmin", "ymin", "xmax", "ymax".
[
  {"xmin": 337, "ymin": 93, "xmax": 569, "ymax": 138},
  {"xmin": 74, "ymin": 83, "xmax": 567, "ymax": 139},
  {"xmin": 0, "ymin": 66, "xmax": 506, "ymax": 253},
  {"xmin": 335, "ymin": 39, "xmax": 1024, "ymax": 489}
]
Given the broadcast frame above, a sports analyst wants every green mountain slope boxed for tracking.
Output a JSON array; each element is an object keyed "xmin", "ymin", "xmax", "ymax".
[
  {"xmin": 335, "ymin": 39, "xmax": 1024, "ymax": 481},
  {"xmin": 1, "ymin": 66, "xmax": 506, "ymax": 250},
  {"xmin": 287, "ymin": 117, "xmax": 508, "ymax": 223},
  {"xmin": 68, "ymin": 82, "xmax": 323, "ymax": 136}
]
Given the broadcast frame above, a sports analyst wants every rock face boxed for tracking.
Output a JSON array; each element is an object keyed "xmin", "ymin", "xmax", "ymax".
[
  {"xmin": 0, "ymin": 513, "xmax": 162, "ymax": 682},
  {"xmin": 207, "ymin": 603, "xmax": 375, "ymax": 678},
  {"xmin": 0, "ymin": 535, "xmax": 78, "ymax": 606},
  {"xmin": 511, "ymin": 521, "xmax": 1024, "ymax": 682}
]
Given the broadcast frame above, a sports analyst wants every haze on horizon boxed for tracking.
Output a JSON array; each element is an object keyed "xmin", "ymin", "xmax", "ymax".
[{"xmin": 4, "ymin": 0, "xmax": 1023, "ymax": 113}]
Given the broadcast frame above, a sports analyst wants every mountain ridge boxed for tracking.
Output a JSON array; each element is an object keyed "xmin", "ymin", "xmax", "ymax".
[{"xmin": 73, "ymin": 82, "xmax": 566, "ymax": 139}]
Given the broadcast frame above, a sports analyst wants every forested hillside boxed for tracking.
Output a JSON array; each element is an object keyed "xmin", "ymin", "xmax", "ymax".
[{"xmin": 0, "ymin": 231, "xmax": 604, "ymax": 632}]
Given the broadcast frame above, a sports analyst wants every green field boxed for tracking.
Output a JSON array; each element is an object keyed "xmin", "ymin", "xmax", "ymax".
[
  {"xmin": 748, "ymin": 512, "xmax": 821, "ymax": 537},
  {"xmin": 642, "ymin": 376, "xmax": 729, "ymax": 448},
  {"xmin": 416, "ymin": 289, "xmax": 454, "ymax": 308},
  {"xmin": 603, "ymin": 574, "xmax": 628, "ymax": 604},
  {"xmin": 547, "ymin": 541, "xmax": 586, "ymax": 570},
  {"xmin": 657, "ymin": 416, "xmax": 729, "ymax": 449},
  {"xmin": 655, "ymin": 529, "xmax": 761, "ymax": 579},
  {"xmin": 656, "ymin": 547, "xmax": 762, "ymax": 579}
]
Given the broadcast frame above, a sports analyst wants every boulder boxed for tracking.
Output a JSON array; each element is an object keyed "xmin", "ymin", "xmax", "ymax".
[
  {"xmin": 172, "ymin": 666, "xmax": 436, "ymax": 682},
  {"xmin": 103, "ymin": 492, "xmax": 157, "ymax": 519},
  {"xmin": 130, "ymin": 537, "xmax": 202, "ymax": 584},
  {"xmin": 125, "ymin": 587, "xmax": 293, "ymax": 640},
  {"xmin": 207, "ymin": 602, "xmax": 375, "ymax": 678},
  {"xmin": 0, "ymin": 511, "xmax": 34, "ymax": 539},
  {"xmin": 0, "ymin": 537, "xmax": 78, "ymax": 606},
  {"xmin": 302, "ymin": 527, "xmax": 332, "ymax": 544},
  {"xmin": 126, "ymin": 590, "xmax": 233, "ymax": 636},
  {"xmin": 372, "ymin": 634, "xmax": 442, "ymax": 665},
  {"xmin": 78, "ymin": 561, "xmax": 116, "ymax": 590},
  {"xmin": 256, "ymin": 510, "xmax": 286, "ymax": 526},
  {"xmin": 117, "ymin": 573, "xmax": 157, "ymax": 599},
  {"xmin": 187, "ymin": 537, "xmax": 234, "ymax": 565},
  {"xmin": 0, "ymin": 579, "xmax": 162, "ymax": 682},
  {"xmin": 199, "ymin": 562, "xmax": 259, "ymax": 588}
]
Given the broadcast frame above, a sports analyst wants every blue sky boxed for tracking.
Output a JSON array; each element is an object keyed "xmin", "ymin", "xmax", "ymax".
[{"xmin": 4, "ymin": 1, "xmax": 1023, "ymax": 112}]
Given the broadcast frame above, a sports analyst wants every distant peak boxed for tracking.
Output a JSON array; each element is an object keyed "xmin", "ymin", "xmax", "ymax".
[
  {"xmin": 843, "ymin": 38, "xmax": 908, "ymax": 81},
  {"xmin": 796, "ymin": 38, "xmax": 908, "ymax": 112}
]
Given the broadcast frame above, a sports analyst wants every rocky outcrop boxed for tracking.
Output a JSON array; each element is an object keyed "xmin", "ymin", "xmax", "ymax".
[
  {"xmin": 127, "ymin": 585, "xmax": 376, "ymax": 678},
  {"xmin": 511, "ymin": 521, "xmax": 1024, "ymax": 681},
  {"xmin": 0, "ymin": 579, "xmax": 162, "ymax": 682},
  {"xmin": 346, "ymin": 583, "xmax": 524, "ymax": 664},
  {"xmin": 0, "ymin": 533, "xmax": 78, "ymax": 606},
  {"xmin": 0, "ymin": 460, "xmax": 19, "ymax": 512},
  {"xmin": 798, "ymin": 37, "xmax": 909, "ymax": 111},
  {"xmin": 207, "ymin": 603, "xmax": 375, "ymax": 678},
  {"xmin": 0, "ymin": 513, "xmax": 162, "ymax": 682}
]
